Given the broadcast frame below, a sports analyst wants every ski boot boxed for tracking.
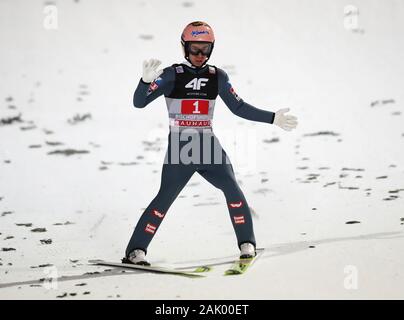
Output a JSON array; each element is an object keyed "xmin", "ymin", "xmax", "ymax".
[
  {"xmin": 122, "ymin": 249, "xmax": 151, "ymax": 266},
  {"xmin": 240, "ymin": 242, "xmax": 256, "ymax": 259}
]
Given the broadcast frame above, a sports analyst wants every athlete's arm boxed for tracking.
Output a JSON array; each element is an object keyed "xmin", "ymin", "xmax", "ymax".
[
  {"xmin": 133, "ymin": 67, "xmax": 175, "ymax": 108},
  {"xmin": 217, "ymin": 68, "xmax": 275, "ymax": 124}
]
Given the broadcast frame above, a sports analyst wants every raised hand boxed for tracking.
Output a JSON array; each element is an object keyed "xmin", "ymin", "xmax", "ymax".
[{"xmin": 142, "ymin": 59, "xmax": 164, "ymax": 83}]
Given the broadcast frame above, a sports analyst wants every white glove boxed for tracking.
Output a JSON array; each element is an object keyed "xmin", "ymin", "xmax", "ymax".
[
  {"xmin": 142, "ymin": 58, "xmax": 163, "ymax": 83},
  {"xmin": 273, "ymin": 108, "xmax": 298, "ymax": 131}
]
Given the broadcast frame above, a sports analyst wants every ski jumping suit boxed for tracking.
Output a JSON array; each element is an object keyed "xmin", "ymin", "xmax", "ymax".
[{"xmin": 125, "ymin": 62, "xmax": 275, "ymax": 257}]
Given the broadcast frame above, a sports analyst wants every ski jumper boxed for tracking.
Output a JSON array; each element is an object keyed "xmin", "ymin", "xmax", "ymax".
[{"xmin": 125, "ymin": 62, "xmax": 275, "ymax": 257}]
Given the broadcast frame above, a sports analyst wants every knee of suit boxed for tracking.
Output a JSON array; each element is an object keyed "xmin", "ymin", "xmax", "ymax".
[
  {"xmin": 156, "ymin": 187, "xmax": 183, "ymax": 203},
  {"xmin": 221, "ymin": 180, "xmax": 244, "ymax": 195}
]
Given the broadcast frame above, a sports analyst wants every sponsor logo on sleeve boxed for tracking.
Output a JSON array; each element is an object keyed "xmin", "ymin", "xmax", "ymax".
[
  {"xmin": 146, "ymin": 77, "xmax": 162, "ymax": 96},
  {"xmin": 208, "ymin": 66, "xmax": 216, "ymax": 74},
  {"xmin": 145, "ymin": 223, "xmax": 157, "ymax": 234},
  {"xmin": 233, "ymin": 215, "xmax": 245, "ymax": 225},
  {"xmin": 229, "ymin": 87, "xmax": 241, "ymax": 101}
]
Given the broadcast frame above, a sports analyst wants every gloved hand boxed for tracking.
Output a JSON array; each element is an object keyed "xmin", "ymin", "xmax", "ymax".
[
  {"xmin": 273, "ymin": 108, "xmax": 298, "ymax": 131},
  {"xmin": 142, "ymin": 58, "xmax": 164, "ymax": 83}
]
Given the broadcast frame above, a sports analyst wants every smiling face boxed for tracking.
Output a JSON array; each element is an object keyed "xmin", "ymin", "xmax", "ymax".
[{"xmin": 187, "ymin": 42, "xmax": 212, "ymax": 67}]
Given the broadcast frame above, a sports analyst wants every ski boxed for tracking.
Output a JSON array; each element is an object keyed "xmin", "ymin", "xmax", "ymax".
[
  {"xmin": 224, "ymin": 248, "xmax": 265, "ymax": 276},
  {"xmin": 189, "ymin": 265, "xmax": 213, "ymax": 273},
  {"xmin": 88, "ymin": 259, "xmax": 208, "ymax": 278}
]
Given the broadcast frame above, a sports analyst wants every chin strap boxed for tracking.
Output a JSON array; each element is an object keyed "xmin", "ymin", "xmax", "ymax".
[{"xmin": 184, "ymin": 57, "xmax": 209, "ymax": 69}]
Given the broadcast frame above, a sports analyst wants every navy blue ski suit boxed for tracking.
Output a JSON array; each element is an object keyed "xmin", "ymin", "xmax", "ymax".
[{"xmin": 125, "ymin": 62, "xmax": 275, "ymax": 257}]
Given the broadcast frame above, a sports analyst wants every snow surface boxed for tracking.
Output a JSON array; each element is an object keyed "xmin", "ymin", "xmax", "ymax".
[{"xmin": 0, "ymin": 0, "xmax": 403, "ymax": 299}]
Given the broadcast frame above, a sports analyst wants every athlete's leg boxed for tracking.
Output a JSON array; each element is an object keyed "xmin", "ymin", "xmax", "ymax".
[
  {"xmin": 197, "ymin": 150, "xmax": 256, "ymax": 249},
  {"xmin": 125, "ymin": 163, "xmax": 195, "ymax": 256}
]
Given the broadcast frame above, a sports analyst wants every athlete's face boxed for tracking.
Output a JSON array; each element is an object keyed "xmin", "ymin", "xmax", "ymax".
[{"xmin": 188, "ymin": 42, "xmax": 211, "ymax": 67}]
